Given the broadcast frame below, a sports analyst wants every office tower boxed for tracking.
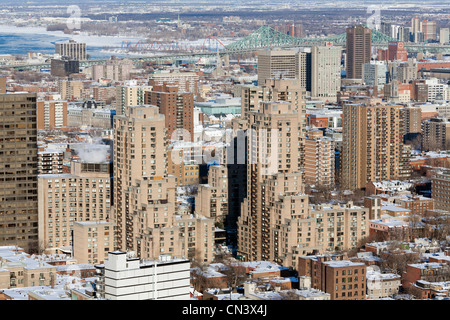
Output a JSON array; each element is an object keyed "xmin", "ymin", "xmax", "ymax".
[
  {"xmin": 0, "ymin": 93, "xmax": 38, "ymax": 252},
  {"xmin": 421, "ymin": 20, "xmax": 437, "ymax": 41},
  {"xmin": 115, "ymin": 83, "xmax": 151, "ymax": 116},
  {"xmin": 397, "ymin": 26, "xmax": 411, "ymax": 43},
  {"xmin": 362, "ymin": 61, "xmax": 387, "ymax": 90},
  {"xmin": 55, "ymin": 40, "xmax": 87, "ymax": 60},
  {"xmin": 346, "ymin": 25, "xmax": 372, "ymax": 80},
  {"xmin": 148, "ymin": 72, "xmax": 199, "ymax": 94},
  {"xmin": 310, "ymin": 43, "xmax": 342, "ymax": 102},
  {"xmin": 36, "ymin": 99, "xmax": 68, "ymax": 130},
  {"xmin": 37, "ymin": 161, "xmax": 112, "ymax": 252},
  {"xmin": 236, "ymin": 99, "xmax": 305, "ymax": 262},
  {"xmin": 341, "ymin": 98, "xmax": 411, "ymax": 190},
  {"xmin": 380, "ymin": 22, "xmax": 392, "ymax": 36},
  {"xmin": 414, "ymin": 32, "xmax": 425, "ymax": 43},
  {"xmin": 95, "ymin": 251, "xmax": 190, "ymax": 300},
  {"xmin": 145, "ymin": 84, "xmax": 194, "ymax": 141},
  {"xmin": 440, "ymin": 28, "xmax": 449, "ymax": 44},
  {"xmin": 195, "ymin": 165, "xmax": 228, "ymax": 227},
  {"xmin": 257, "ymin": 49, "xmax": 310, "ymax": 89},
  {"xmin": 50, "ymin": 58, "xmax": 80, "ymax": 77},
  {"xmin": 113, "ymin": 105, "xmax": 215, "ymax": 261},
  {"xmin": 304, "ymin": 130, "xmax": 335, "ymax": 187}
]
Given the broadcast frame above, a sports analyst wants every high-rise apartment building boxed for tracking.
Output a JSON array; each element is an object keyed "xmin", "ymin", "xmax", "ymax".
[
  {"xmin": 422, "ymin": 118, "xmax": 450, "ymax": 151},
  {"xmin": 115, "ymin": 83, "xmax": 151, "ymax": 116},
  {"xmin": 113, "ymin": 105, "xmax": 215, "ymax": 262},
  {"xmin": 0, "ymin": 93, "xmax": 38, "ymax": 252},
  {"xmin": 195, "ymin": 165, "xmax": 228, "ymax": 227},
  {"xmin": 55, "ymin": 40, "xmax": 87, "ymax": 60},
  {"xmin": 145, "ymin": 84, "xmax": 194, "ymax": 141},
  {"xmin": 36, "ymin": 99, "xmax": 68, "ymax": 130},
  {"xmin": 341, "ymin": 98, "xmax": 411, "ymax": 190},
  {"xmin": 91, "ymin": 60, "xmax": 134, "ymax": 82},
  {"xmin": 431, "ymin": 170, "xmax": 450, "ymax": 210},
  {"xmin": 237, "ymin": 99, "xmax": 305, "ymax": 262},
  {"xmin": 148, "ymin": 72, "xmax": 199, "ymax": 94},
  {"xmin": 37, "ymin": 161, "xmax": 112, "ymax": 252},
  {"xmin": 304, "ymin": 130, "xmax": 335, "ymax": 187},
  {"xmin": 73, "ymin": 220, "xmax": 116, "ymax": 265},
  {"xmin": 310, "ymin": 43, "xmax": 342, "ymax": 102},
  {"xmin": 346, "ymin": 25, "xmax": 372, "ymax": 80},
  {"xmin": 257, "ymin": 49, "xmax": 311, "ymax": 90}
]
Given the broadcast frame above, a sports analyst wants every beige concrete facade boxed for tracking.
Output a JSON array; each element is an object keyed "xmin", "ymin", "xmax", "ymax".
[
  {"xmin": 73, "ymin": 221, "xmax": 116, "ymax": 265},
  {"xmin": 195, "ymin": 165, "xmax": 228, "ymax": 226},
  {"xmin": 113, "ymin": 104, "xmax": 215, "ymax": 262},
  {"xmin": 304, "ymin": 130, "xmax": 335, "ymax": 187},
  {"xmin": 37, "ymin": 161, "xmax": 112, "ymax": 252}
]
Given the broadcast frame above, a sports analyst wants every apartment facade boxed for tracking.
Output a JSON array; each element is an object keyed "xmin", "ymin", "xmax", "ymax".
[
  {"xmin": 37, "ymin": 161, "xmax": 112, "ymax": 252},
  {"xmin": 237, "ymin": 100, "xmax": 305, "ymax": 262},
  {"xmin": 148, "ymin": 72, "xmax": 199, "ymax": 94},
  {"xmin": 311, "ymin": 44, "xmax": 342, "ymax": 102},
  {"xmin": 195, "ymin": 165, "xmax": 228, "ymax": 226},
  {"xmin": 37, "ymin": 100, "xmax": 67, "ymax": 130},
  {"xmin": 145, "ymin": 84, "xmax": 194, "ymax": 141},
  {"xmin": 0, "ymin": 93, "xmax": 39, "ymax": 253},
  {"xmin": 341, "ymin": 98, "xmax": 411, "ymax": 190},
  {"xmin": 431, "ymin": 170, "xmax": 450, "ymax": 210},
  {"xmin": 304, "ymin": 130, "xmax": 335, "ymax": 187},
  {"xmin": 422, "ymin": 118, "xmax": 450, "ymax": 151},
  {"xmin": 73, "ymin": 220, "xmax": 116, "ymax": 265},
  {"xmin": 113, "ymin": 105, "xmax": 216, "ymax": 262}
]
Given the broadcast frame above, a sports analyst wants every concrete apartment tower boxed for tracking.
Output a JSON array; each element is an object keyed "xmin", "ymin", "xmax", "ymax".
[
  {"xmin": 257, "ymin": 49, "xmax": 310, "ymax": 91},
  {"xmin": 236, "ymin": 98, "xmax": 306, "ymax": 262},
  {"xmin": 113, "ymin": 105, "xmax": 215, "ymax": 262},
  {"xmin": 346, "ymin": 25, "xmax": 372, "ymax": 80},
  {"xmin": 341, "ymin": 97, "xmax": 411, "ymax": 190},
  {"xmin": 0, "ymin": 93, "xmax": 39, "ymax": 253},
  {"xmin": 311, "ymin": 43, "xmax": 342, "ymax": 102},
  {"xmin": 304, "ymin": 129, "xmax": 335, "ymax": 187},
  {"xmin": 115, "ymin": 83, "xmax": 151, "ymax": 116},
  {"xmin": 145, "ymin": 84, "xmax": 194, "ymax": 142},
  {"xmin": 38, "ymin": 161, "xmax": 113, "ymax": 253}
]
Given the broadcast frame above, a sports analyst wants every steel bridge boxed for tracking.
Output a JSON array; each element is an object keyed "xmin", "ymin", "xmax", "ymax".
[{"xmin": 2, "ymin": 26, "xmax": 449, "ymax": 71}]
